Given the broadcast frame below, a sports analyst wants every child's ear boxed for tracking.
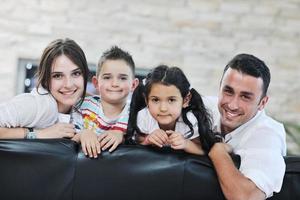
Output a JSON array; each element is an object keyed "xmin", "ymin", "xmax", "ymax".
[
  {"xmin": 131, "ymin": 78, "xmax": 140, "ymax": 92},
  {"xmin": 183, "ymin": 92, "xmax": 192, "ymax": 108},
  {"xmin": 92, "ymin": 76, "xmax": 99, "ymax": 90}
]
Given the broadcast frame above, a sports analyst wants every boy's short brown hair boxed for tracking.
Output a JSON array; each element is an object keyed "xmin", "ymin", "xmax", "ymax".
[{"xmin": 97, "ymin": 46, "xmax": 135, "ymax": 77}]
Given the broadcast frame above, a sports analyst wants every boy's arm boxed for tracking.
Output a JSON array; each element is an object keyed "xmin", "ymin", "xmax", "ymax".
[
  {"xmin": 208, "ymin": 143, "xmax": 265, "ymax": 200},
  {"xmin": 98, "ymin": 130, "xmax": 124, "ymax": 152},
  {"xmin": 72, "ymin": 129, "xmax": 100, "ymax": 158}
]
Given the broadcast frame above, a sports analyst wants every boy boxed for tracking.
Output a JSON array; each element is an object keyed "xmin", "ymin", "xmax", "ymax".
[{"xmin": 72, "ymin": 46, "xmax": 139, "ymax": 158}]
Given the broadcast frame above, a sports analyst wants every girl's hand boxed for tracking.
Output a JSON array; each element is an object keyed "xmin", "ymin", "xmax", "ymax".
[
  {"xmin": 77, "ymin": 129, "xmax": 101, "ymax": 158},
  {"xmin": 146, "ymin": 129, "xmax": 169, "ymax": 147},
  {"xmin": 97, "ymin": 130, "xmax": 124, "ymax": 153},
  {"xmin": 167, "ymin": 130, "xmax": 187, "ymax": 150},
  {"xmin": 36, "ymin": 123, "xmax": 75, "ymax": 139}
]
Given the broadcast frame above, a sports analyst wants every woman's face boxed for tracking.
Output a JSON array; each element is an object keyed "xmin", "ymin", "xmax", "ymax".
[{"xmin": 50, "ymin": 54, "xmax": 84, "ymax": 113}]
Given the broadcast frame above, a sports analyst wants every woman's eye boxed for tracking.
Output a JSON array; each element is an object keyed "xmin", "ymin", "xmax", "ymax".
[
  {"xmin": 103, "ymin": 76, "xmax": 110, "ymax": 80},
  {"xmin": 72, "ymin": 71, "xmax": 82, "ymax": 77},
  {"xmin": 52, "ymin": 74, "xmax": 63, "ymax": 79}
]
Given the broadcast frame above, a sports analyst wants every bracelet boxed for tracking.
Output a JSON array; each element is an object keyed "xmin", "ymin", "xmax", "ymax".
[{"xmin": 25, "ymin": 128, "xmax": 37, "ymax": 139}]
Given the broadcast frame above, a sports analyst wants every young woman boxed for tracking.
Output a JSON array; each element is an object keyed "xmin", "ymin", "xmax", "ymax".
[
  {"xmin": 0, "ymin": 38, "xmax": 89, "ymax": 139},
  {"xmin": 127, "ymin": 65, "xmax": 221, "ymax": 155}
]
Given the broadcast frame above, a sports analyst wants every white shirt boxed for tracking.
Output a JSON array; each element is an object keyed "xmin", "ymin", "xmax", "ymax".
[
  {"xmin": 137, "ymin": 107, "xmax": 199, "ymax": 139},
  {"xmin": 0, "ymin": 88, "xmax": 59, "ymax": 129},
  {"xmin": 203, "ymin": 96, "xmax": 286, "ymax": 198}
]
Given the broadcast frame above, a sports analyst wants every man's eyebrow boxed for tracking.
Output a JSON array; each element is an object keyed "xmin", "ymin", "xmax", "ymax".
[
  {"xmin": 240, "ymin": 91, "xmax": 254, "ymax": 97},
  {"xmin": 223, "ymin": 85, "xmax": 253, "ymax": 96},
  {"xmin": 223, "ymin": 85, "xmax": 233, "ymax": 91}
]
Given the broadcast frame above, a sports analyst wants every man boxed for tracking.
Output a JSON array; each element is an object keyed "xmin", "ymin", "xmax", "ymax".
[{"xmin": 205, "ymin": 54, "xmax": 286, "ymax": 199}]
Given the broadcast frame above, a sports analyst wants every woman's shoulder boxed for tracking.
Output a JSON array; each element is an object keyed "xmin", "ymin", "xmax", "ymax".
[{"xmin": 13, "ymin": 88, "xmax": 56, "ymax": 107}]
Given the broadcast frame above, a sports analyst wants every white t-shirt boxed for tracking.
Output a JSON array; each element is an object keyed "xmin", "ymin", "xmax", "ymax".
[
  {"xmin": 0, "ymin": 88, "xmax": 59, "ymax": 129},
  {"xmin": 203, "ymin": 96, "xmax": 286, "ymax": 198},
  {"xmin": 137, "ymin": 107, "xmax": 199, "ymax": 139}
]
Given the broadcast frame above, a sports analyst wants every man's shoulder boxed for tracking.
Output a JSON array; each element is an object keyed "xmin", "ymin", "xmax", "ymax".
[
  {"xmin": 240, "ymin": 111, "xmax": 286, "ymax": 152},
  {"xmin": 202, "ymin": 96, "xmax": 220, "ymax": 125},
  {"xmin": 256, "ymin": 111, "xmax": 285, "ymax": 133}
]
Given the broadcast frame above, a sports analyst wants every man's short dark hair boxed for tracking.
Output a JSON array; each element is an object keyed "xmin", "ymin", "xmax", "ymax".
[{"xmin": 222, "ymin": 53, "xmax": 271, "ymax": 97}]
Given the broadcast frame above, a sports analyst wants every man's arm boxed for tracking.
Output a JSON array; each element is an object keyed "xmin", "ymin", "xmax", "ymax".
[{"xmin": 208, "ymin": 143, "xmax": 266, "ymax": 200}]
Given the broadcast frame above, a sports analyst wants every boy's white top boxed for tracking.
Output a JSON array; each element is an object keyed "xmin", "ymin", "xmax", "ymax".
[
  {"xmin": 0, "ymin": 88, "xmax": 60, "ymax": 129},
  {"xmin": 137, "ymin": 107, "xmax": 199, "ymax": 139},
  {"xmin": 203, "ymin": 96, "xmax": 286, "ymax": 198}
]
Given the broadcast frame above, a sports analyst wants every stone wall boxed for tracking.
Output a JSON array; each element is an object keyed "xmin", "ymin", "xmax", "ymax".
[{"xmin": 0, "ymin": 0, "xmax": 299, "ymax": 123}]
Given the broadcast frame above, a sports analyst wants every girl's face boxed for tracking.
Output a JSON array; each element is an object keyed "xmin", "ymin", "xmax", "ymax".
[
  {"xmin": 147, "ymin": 83, "xmax": 189, "ymax": 131},
  {"xmin": 50, "ymin": 54, "xmax": 84, "ymax": 113}
]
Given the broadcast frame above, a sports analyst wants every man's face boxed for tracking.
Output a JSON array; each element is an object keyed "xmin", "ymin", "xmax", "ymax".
[{"xmin": 218, "ymin": 68, "xmax": 268, "ymax": 133}]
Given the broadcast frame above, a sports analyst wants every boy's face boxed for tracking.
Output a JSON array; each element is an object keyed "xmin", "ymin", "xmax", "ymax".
[{"xmin": 93, "ymin": 59, "xmax": 138, "ymax": 105}]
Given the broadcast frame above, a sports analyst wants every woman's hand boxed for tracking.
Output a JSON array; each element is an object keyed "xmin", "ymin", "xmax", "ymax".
[
  {"xmin": 36, "ymin": 123, "xmax": 75, "ymax": 139},
  {"xmin": 97, "ymin": 130, "xmax": 124, "ymax": 153}
]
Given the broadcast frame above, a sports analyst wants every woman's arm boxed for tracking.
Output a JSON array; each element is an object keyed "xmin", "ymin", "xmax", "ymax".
[
  {"xmin": 0, "ymin": 127, "xmax": 26, "ymax": 139},
  {"xmin": 0, "ymin": 123, "xmax": 75, "ymax": 139},
  {"xmin": 0, "ymin": 92, "xmax": 58, "ymax": 129}
]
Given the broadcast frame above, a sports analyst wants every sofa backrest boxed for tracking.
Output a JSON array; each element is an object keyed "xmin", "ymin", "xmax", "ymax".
[{"xmin": 0, "ymin": 139, "xmax": 299, "ymax": 200}]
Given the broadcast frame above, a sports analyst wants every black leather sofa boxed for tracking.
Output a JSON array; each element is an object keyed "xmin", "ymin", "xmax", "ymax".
[{"xmin": 0, "ymin": 139, "xmax": 299, "ymax": 200}]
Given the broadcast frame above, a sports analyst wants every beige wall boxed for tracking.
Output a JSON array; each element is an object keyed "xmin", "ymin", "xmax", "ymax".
[{"xmin": 0, "ymin": 0, "xmax": 299, "ymax": 123}]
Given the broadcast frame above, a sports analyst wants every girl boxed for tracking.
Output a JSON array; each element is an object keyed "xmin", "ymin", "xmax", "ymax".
[
  {"xmin": 127, "ymin": 65, "xmax": 219, "ymax": 155},
  {"xmin": 0, "ymin": 38, "xmax": 89, "ymax": 139}
]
